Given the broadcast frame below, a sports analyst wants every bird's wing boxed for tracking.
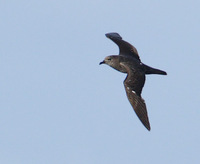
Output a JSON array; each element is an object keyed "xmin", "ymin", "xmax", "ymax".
[
  {"xmin": 120, "ymin": 62, "xmax": 151, "ymax": 131},
  {"xmin": 106, "ymin": 33, "xmax": 141, "ymax": 61}
]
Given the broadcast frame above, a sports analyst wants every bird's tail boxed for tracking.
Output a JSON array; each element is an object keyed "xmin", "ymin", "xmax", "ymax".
[{"xmin": 143, "ymin": 64, "xmax": 167, "ymax": 75}]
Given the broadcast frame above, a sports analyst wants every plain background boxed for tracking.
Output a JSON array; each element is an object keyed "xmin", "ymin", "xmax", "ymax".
[{"xmin": 0, "ymin": 0, "xmax": 200, "ymax": 163}]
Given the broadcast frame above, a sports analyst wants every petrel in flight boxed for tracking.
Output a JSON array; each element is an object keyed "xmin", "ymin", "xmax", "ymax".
[{"xmin": 100, "ymin": 32, "xmax": 167, "ymax": 131}]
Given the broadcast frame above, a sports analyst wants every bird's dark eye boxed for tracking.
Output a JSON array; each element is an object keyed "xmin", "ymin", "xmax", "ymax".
[{"xmin": 107, "ymin": 58, "xmax": 112, "ymax": 61}]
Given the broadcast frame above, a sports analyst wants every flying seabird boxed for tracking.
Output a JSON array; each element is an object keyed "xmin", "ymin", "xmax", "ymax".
[{"xmin": 100, "ymin": 32, "xmax": 167, "ymax": 131}]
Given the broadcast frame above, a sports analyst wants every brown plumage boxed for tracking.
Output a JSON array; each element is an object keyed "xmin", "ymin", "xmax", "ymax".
[
  {"xmin": 100, "ymin": 32, "xmax": 167, "ymax": 131},
  {"xmin": 120, "ymin": 62, "xmax": 150, "ymax": 130}
]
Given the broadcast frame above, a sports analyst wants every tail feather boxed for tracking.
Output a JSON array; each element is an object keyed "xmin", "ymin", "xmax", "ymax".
[{"xmin": 144, "ymin": 64, "xmax": 167, "ymax": 75}]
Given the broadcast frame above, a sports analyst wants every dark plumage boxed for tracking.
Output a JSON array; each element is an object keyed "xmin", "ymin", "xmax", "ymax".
[{"xmin": 100, "ymin": 32, "xmax": 167, "ymax": 131}]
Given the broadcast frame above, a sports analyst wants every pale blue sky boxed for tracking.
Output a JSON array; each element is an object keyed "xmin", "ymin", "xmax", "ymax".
[{"xmin": 0, "ymin": 0, "xmax": 200, "ymax": 163}]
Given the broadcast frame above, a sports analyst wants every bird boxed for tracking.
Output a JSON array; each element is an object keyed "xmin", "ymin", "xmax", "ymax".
[{"xmin": 99, "ymin": 32, "xmax": 167, "ymax": 131}]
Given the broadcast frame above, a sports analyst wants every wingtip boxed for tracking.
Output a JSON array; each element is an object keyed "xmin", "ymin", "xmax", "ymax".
[
  {"xmin": 105, "ymin": 32, "xmax": 122, "ymax": 40},
  {"xmin": 143, "ymin": 121, "xmax": 151, "ymax": 131},
  {"xmin": 146, "ymin": 126, "xmax": 151, "ymax": 131}
]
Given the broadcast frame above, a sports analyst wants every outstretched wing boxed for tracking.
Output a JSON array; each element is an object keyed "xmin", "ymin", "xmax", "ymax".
[
  {"xmin": 120, "ymin": 62, "xmax": 151, "ymax": 131},
  {"xmin": 106, "ymin": 32, "xmax": 140, "ymax": 61}
]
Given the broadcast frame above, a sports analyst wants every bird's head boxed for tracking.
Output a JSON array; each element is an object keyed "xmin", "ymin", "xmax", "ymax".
[
  {"xmin": 99, "ymin": 56, "xmax": 119, "ymax": 66},
  {"xmin": 99, "ymin": 55, "xmax": 126, "ymax": 73}
]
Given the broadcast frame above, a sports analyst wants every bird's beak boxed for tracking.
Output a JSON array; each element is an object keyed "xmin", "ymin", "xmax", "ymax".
[{"xmin": 99, "ymin": 60, "xmax": 105, "ymax": 65}]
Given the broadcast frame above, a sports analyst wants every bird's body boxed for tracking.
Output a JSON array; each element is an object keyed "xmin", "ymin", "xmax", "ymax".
[{"xmin": 100, "ymin": 32, "xmax": 167, "ymax": 131}]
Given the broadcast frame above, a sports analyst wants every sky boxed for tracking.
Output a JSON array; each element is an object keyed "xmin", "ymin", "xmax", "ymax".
[{"xmin": 0, "ymin": 0, "xmax": 200, "ymax": 163}]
